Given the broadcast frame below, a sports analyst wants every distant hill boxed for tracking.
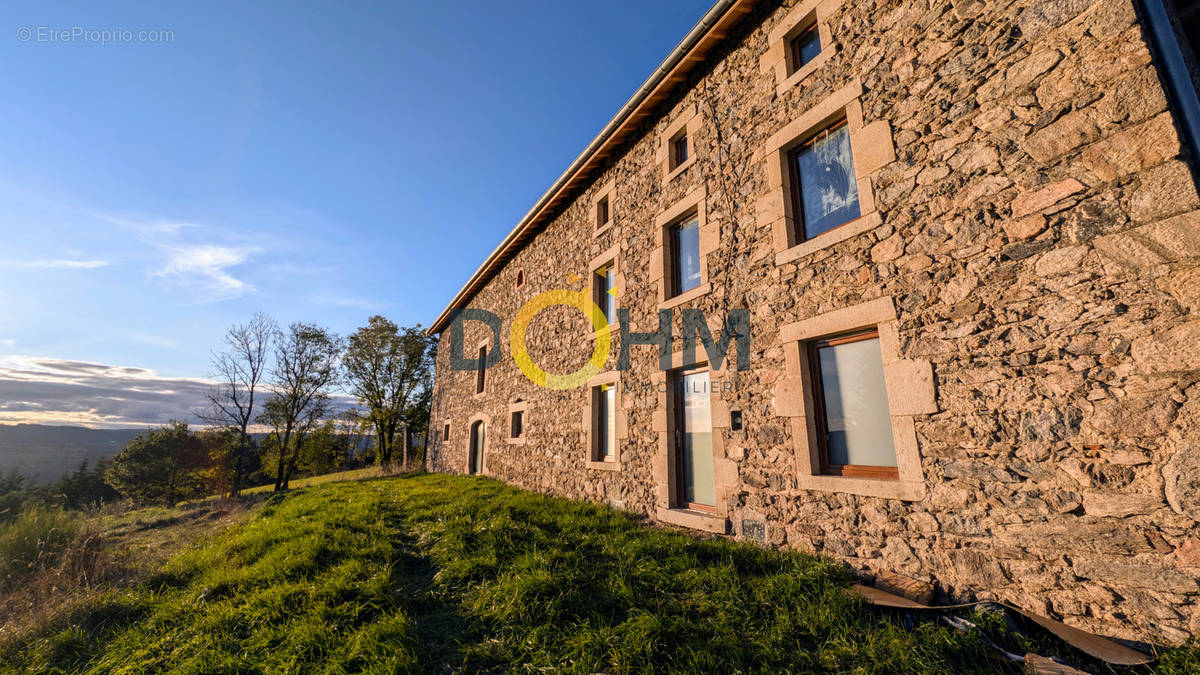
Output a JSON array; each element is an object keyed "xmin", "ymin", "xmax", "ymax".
[{"xmin": 0, "ymin": 424, "xmax": 146, "ymax": 483}]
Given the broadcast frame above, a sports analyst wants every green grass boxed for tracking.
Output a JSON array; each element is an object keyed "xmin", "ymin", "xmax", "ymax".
[
  {"xmin": 240, "ymin": 465, "xmax": 394, "ymax": 495},
  {"xmin": 0, "ymin": 507, "xmax": 80, "ymax": 589},
  {"xmin": 2, "ymin": 474, "xmax": 1194, "ymax": 673}
]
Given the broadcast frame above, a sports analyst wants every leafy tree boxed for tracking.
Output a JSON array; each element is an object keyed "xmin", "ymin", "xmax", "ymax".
[
  {"xmin": 105, "ymin": 422, "xmax": 214, "ymax": 506},
  {"xmin": 51, "ymin": 459, "xmax": 120, "ymax": 510},
  {"xmin": 201, "ymin": 312, "xmax": 276, "ymax": 496},
  {"xmin": 342, "ymin": 317, "xmax": 436, "ymax": 469},
  {"xmin": 258, "ymin": 323, "xmax": 341, "ymax": 491}
]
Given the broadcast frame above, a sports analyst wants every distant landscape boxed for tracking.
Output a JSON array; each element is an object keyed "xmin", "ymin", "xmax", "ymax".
[{"xmin": 0, "ymin": 424, "xmax": 145, "ymax": 484}]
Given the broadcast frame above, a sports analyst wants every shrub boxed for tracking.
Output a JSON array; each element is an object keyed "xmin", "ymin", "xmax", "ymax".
[{"xmin": 0, "ymin": 506, "xmax": 80, "ymax": 589}]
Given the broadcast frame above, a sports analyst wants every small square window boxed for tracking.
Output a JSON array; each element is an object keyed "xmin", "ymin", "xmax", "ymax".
[
  {"xmin": 671, "ymin": 132, "xmax": 689, "ymax": 169},
  {"xmin": 593, "ymin": 384, "xmax": 616, "ymax": 461},
  {"xmin": 670, "ymin": 216, "xmax": 702, "ymax": 297},
  {"xmin": 788, "ymin": 119, "xmax": 860, "ymax": 242},
  {"xmin": 808, "ymin": 329, "xmax": 897, "ymax": 479},
  {"xmin": 789, "ymin": 24, "xmax": 821, "ymax": 72},
  {"xmin": 510, "ymin": 410, "xmax": 524, "ymax": 439},
  {"xmin": 594, "ymin": 262, "xmax": 617, "ymax": 325},
  {"xmin": 596, "ymin": 196, "xmax": 610, "ymax": 229}
]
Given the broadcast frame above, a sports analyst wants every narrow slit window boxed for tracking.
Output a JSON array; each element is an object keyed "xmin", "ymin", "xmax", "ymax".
[
  {"xmin": 515, "ymin": 269, "xmax": 525, "ymax": 289},
  {"xmin": 788, "ymin": 118, "xmax": 861, "ymax": 242},
  {"xmin": 443, "ymin": 423, "xmax": 450, "ymax": 443},
  {"xmin": 670, "ymin": 216, "xmax": 702, "ymax": 297},
  {"xmin": 808, "ymin": 329, "xmax": 897, "ymax": 479},
  {"xmin": 594, "ymin": 263, "xmax": 617, "ymax": 325},
  {"xmin": 475, "ymin": 346, "xmax": 486, "ymax": 394},
  {"xmin": 596, "ymin": 196, "xmax": 610, "ymax": 229},
  {"xmin": 594, "ymin": 384, "xmax": 616, "ymax": 461},
  {"xmin": 789, "ymin": 24, "xmax": 821, "ymax": 72}
]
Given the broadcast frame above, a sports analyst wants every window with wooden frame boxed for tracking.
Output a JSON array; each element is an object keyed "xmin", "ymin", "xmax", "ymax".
[
  {"xmin": 475, "ymin": 345, "xmax": 486, "ymax": 394},
  {"xmin": 788, "ymin": 21, "xmax": 821, "ymax": 73},
  {"xmin": 668, "ymin": 214, "xmax": 702, "ymax": 298},
  {"xmin": 672, "ymin": 367, "xmax": 715, "ymax": 511},
  {"xmin": 670, "ymin": 131, "xmax": 689, "ymax": 170},
  {"xmin": 593, "ymin": 261, "xmax": 617, "ymax": 325},
  {"xmin": 510, "ymin": 409, "xmax": 524, "ymax": 439},
  {"xmin": 591, "ymin": 384, "xmax": 616, "ymax": 462},
  {"xmin": 787, "ymin": 117, "xmax": 861, "ymax": 243},
  {"xmin": 806, "ymin": 328, "xmax": 897, "ymax": 479},
  {"xmin": 596, "ymin": 195, "xmax": 610, "ymax": 229}
]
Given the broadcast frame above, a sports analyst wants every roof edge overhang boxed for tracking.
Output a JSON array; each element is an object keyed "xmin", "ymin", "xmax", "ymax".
[{"xmin": 427, "ymin": 0, "xmax": 759, "ymax": 334}]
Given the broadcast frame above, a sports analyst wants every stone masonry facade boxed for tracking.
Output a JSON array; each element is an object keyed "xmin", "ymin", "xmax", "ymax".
[{"xmin": 428, "ymin": 0, "xmax": 1200, "ymax": 645}]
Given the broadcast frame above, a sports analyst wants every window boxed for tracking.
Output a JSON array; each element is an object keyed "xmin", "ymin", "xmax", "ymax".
[
  {"xmin": 594, "ymin": 262, "xmax": 617, "ymax": 325},
  {"xmin": 468, "ymin": 420, "xmax": 485, "ymax": 475},
  {"xmin": 592, "ymin": 384, "xmax": 616, "ymax": 461},
  {"xmin": 515, "ymin": 269, "xmax": 525, "ymax": 289},
  {"xmin": 443, "ymin": 423, "xmax": 450, "ymax": 444},
  {"xmin": 596, "ymin": 195, "xmax": 610, "ymax": 229},
  {"xmin": 670, "ymin": 216, "xmax": 702, "ymax": 297},
  {"xmin": 671, "ymin": 131, "xmax": 689, "ymax": 169},
  {"xmin": 789, "ymin": 23, "xmax": 821, "ymax": 72},
  {"xmin": 673, "ymin": 368, "xmax": 714, "ymax": 510},
  {"xmin": 788, "ymin": 119, "xmax": 860, "ymax": 241},
  {"xmin": 807, "ymin": 329, "xmax": 897, "ymax": 479},
  {"xmin": 475, "ymin": 345, "xmax": 486, "ymax": 394},
  {"xmin": 510, "ymin": 410, "xmax": 524, "ymax": 439}
]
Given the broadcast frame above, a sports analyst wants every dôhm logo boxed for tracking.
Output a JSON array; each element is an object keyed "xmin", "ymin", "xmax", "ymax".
[{"xmin": 448, "ymin": 287, "xmax": 750, "ymax": 390}]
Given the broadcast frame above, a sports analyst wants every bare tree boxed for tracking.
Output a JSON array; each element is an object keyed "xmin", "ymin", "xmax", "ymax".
[
  {"xmin": 201, "ymin": 312, "xmax": 276, "ymax": 496},
  {"xmin": 342, "ymin": 316, "xmax": 436, "ymax": 469},
  {"xmin": 258, "ymin": 322, "xmax": 342, "ymax": 492}
]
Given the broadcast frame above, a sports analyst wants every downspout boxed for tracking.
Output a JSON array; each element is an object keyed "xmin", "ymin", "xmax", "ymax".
[{"xmin": 1137, "ymin": 0, "xmax": 1200, "ymax": 185}]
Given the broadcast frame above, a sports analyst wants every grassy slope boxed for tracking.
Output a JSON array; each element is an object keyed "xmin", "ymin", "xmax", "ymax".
[{"xmin": 3, "ymin": 474, "xmax": 1196, "ymax": 674}]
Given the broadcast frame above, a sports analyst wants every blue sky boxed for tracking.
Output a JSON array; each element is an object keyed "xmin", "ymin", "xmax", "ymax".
[{"xmin": 0, "ymin": 0, "xmax": 711, "ymax": 427}]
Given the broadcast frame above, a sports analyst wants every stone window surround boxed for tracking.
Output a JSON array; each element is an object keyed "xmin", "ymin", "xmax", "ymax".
[
  {"xmin": 756, "ymin": 80, "xmax": 895, "ymax": 266},
  {"xmin": 442, "ymin": 422, "xmax": 450, "ymax": 446},
  {"xmin": 515, "ymin": 268, "xmax": 526, "ymax": 290},
  {"xmin": 472, "ymin": 336, "xmax": 491, "ymax": 400},
  {"xmin": 464, "ymin": 413, "xmax": 490, "ymax": 475},
  {"xmin": 588, "ymin": 244, "xmax": 622, "ymax": 331},
  {"xmin": 651, "ymin": 345, "xmax": 736, "ymax": 534},
  {"xmin": 593, "ymin": 179, "xmax": 616, "ymax": 237},
  {"xmin": 774, "ymin": 297, "xmax": 934, "ymax": 501},
  {"xmin": 581, "ymin": 370, "xmax": 627, "ymax": 471},
  {"xmin": 507, "ymin": 399, "xmax": 528, "ymax": 445},
  {"xmin": 650, "ymin": 186, "xmax": 718, "ymax": 310},
  {"xmin": 658, "ymin": 104, "xmax": 702, "ymax": 183},
  {"xmin": 759, "ymin": 0, "xmax": 845, "ymax": 95}
]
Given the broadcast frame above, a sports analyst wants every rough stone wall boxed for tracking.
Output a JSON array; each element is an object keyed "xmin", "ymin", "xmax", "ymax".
[{"xmin": 428, "ymin": 0, "xmax": 1200, "ymax": 645}]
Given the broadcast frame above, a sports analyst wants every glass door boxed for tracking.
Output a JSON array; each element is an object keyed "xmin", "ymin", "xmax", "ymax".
[{"xmin": 675, "ymin": 369, "xmax": 714, "ymax": 509}]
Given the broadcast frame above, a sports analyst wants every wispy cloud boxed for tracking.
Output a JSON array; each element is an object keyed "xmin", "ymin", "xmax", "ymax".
[
  {"xmin": 158, "ymin": 244, "xmax": 257, "ymax": 300},
  {"xmin": 0, "ymin": 338, "xmax": 15, "ymax": 350},
  {"xmin": 0, "ymin": 259, "xmax": 110, "ymax": 269},
  {"xmin": 310, "ymin": 292, "xmax": 391, "ymax": 311},
  {"xmin": 97, "ymin": 212, "xmax": 259, "ymax": 302}
]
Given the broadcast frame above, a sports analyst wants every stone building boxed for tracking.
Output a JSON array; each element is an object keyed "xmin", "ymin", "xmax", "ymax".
[{"xmin": 425, "ymin": 0, "xmax": 1200, "ymax": 645}]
